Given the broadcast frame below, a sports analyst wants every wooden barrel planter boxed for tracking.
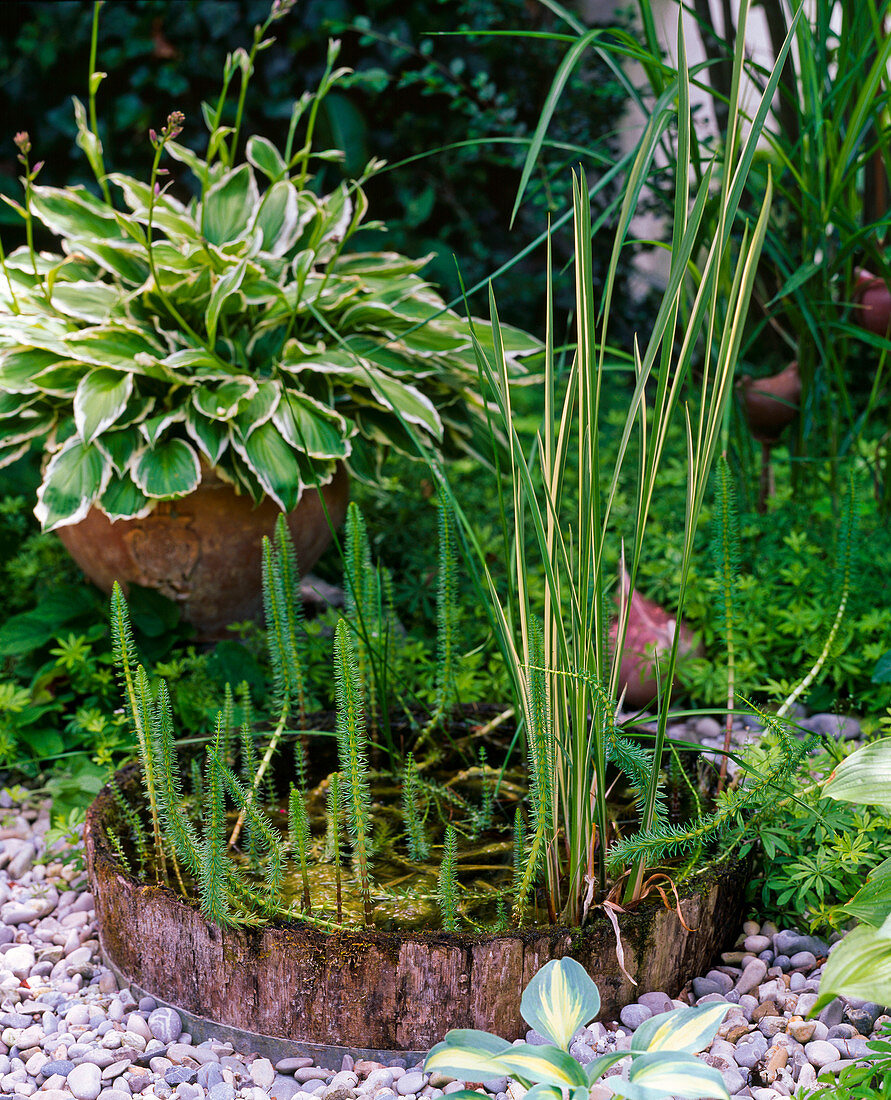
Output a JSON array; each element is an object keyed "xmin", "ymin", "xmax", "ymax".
[{"xmin": 85, "ymin": 771, "xmax": 748, "ymax": 1068}]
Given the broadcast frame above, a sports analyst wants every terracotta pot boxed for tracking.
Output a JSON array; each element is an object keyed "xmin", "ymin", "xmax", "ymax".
[
  {"xmin": 85, "ymin": 766, "xmax": 748, "ymax": 1066},
  {"xmin": 855, "ymin": 269, "xmax": 891, "ymax": 336},
  {"xmin": 738, "ymin": 361, "xmax": 802, "ymax": 444},
  {"xmin": 609, "ymin": 571, "xmax": 701, "ymax": 710},
  {"xmin": 57, "ymin": 465, "xmax": 350, "ymax": 639}
]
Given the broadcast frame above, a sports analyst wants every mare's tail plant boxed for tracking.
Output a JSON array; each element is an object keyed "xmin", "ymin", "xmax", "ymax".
[
  {"xmin": 438, "ymin": 824, "xmax": 459, "ymax": 931},
  {"xmin": 229, "ymin": 516, "xmax": 306, "ymax": 848},
  {"xmin": 326, "ymin": 772, "xmax": 343, "ymax": 922},
  {"xmin": 334, "ymin": 618, "xmax": 374, "ymax": 926},
  {"xmin": 512, "ymin": 621, "xmax": 553, "ymax": 924},
  {"xmin": 343, "ymin": 503, "xmax": 379, "ymax": 729},
  {"xmin": 110, "ymin": 584, "xmax": 165, "ymax": 881},
  {"xmin": 402, "ymin": 752, "xmax": 430, "ymax": 861},
  {"xmin": 776, "ymin": 471, "xmax": 857, "ymax": 719},
  {"xmin": 288, "ymin": 786, "xmax": 312, "ymax": 914},
  {"xmin": 711, "ymin": 454, "xmax": 741, "ymax": 789},
  {"xmin": 421, "ymin": 493, "xmax": 460, "ymax": 740}
]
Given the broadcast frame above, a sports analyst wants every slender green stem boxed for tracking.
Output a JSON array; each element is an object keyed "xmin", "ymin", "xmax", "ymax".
[{"xmin": 88, "ymin": 2, "xmax": 111, "ymax": 204}]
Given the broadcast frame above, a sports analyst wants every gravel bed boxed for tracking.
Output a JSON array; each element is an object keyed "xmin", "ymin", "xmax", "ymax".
[{"xmin": 0, "ymin": 786, "xmax": 882, "ymax": 1100}]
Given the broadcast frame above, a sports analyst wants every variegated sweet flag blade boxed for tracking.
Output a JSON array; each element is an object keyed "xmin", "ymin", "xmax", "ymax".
[
  {"xmin": 631, "ymin": 1003, "xmax": 730, "ymax": 1055},
  {"xmin": 608, "ymin": 1052, "xmax": 730, "ymax": 1100},
  {"xmin": 493, "ymin": 1044, "xmax": 588, "ymax": 1089},
  {"xmin": 424, "ymin": 1029, "xmax": 512, "ymax": 1080},
  {"xmin": 519, "ymin": 958, "xmax": 600, "ymax": 1049}
]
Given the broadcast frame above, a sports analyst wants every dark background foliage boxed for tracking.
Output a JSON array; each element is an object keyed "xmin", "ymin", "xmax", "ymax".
[{"xmin": 0, "ymin": 0, "xmax": 644, "ymax": 336}]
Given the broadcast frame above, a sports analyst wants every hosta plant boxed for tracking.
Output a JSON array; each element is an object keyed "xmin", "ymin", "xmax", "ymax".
[
  {"xmin": 425, "ymin": 957, "xmax": 732, "ymax": 1100},
  {"xmin": 0, "ymin": 2, "xmax": 536, "ymax": 532}
]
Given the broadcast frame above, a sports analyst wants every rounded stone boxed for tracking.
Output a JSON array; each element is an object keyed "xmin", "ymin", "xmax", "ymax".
[
  {"xmin": 251, "ymin": 1059, "xmax": 276, "ymax": 1089},
  {"xmin": 209, "ymin": 1084, "xmax": 236, "ymax": 1100},
  {"xmin": 735, "ymin": 958, "xmax": 767, "ymax": 995},
  {"xmin": 147, "ymin": 1009, "xmax": 182, "ymax": 1045},
  {"xmin": 804, "ymin": 1040, "xmax": 841, "ymax": 1068},
  {"xmin": 788, "ymin": 951, "xmax": 817, "ymax": 971},
  {"xmin": 397, "ymin": 1073, "xmax": 425, "ymax": 1095},
  {"xmin": 619, "ymin": 1004, "xmax": 652, "ymax": 1030},
  {"xmin": 636, "ymin": 991, "xmax": 672, "ymax": 1015},
  {"xmin": 68, "ymin": 1062, "xmax": 103, "ymax": 1100},
  {"xmin": 744, "ymin": 936, "xmax": 771, "ymax": 953}
]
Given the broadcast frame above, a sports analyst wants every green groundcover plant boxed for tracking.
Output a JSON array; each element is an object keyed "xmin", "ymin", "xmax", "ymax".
[{"xmin": 0, "ymin": 1, "xmax": 538, "ymax": 532}]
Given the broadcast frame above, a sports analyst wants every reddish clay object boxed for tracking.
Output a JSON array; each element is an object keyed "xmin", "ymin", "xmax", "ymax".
[
  {"xmin": 57, "ymin": 464, "xmax": 350, "ymax": 640},
  {"xmin": 609, "ymin": 571, "xmax": 701, "ymax": 710},
  {"xmin": 737, "ymin": 361, "xmax": 802, "ymax": 444},
  {"xmin": 854, "ymin": 269, "xmax": 891, "ymax": 336}
]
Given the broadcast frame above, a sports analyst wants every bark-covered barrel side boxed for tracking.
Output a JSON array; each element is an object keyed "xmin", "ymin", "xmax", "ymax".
[{"xmin": 85, "ymin": 774, "xmax": 747, "ymax": 1050}]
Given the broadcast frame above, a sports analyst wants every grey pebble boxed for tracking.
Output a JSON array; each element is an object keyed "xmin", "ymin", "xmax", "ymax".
[
  {"xmin": 618, "ymin": 1004, "xmax": 652, "ymax": 1030},
  {"xmin": 42, "ymin": 1061, "xmax": 74, "ymax": 1078},
  {"xmin": 773, "ymin": 930, "xmax": 829, "ymax": 958},
  {"xmin": 805, "ymin": 1040, "xmax": 843, "ymax": 1067},
  {"xmin": 294, "ymin": 1069, "xmax": 332, "ymax": 1084},
  {"xmin": 636, "ymin": 992, "xmax": 673, "ymax": 1014},
  {"xmin": 68, "ymin": 1062, "xmax": 103, "ymax": 1100},
  {"xmin": 396, "ymin": 1072, "xmax": 425, "ymax": 1095},
  {"xmin": 198, "ymin": 1064, "xmax": 224, "ymax": 1089},
  {"xmin": 271, "ymin": 1081, "xmax": 303, "ymax": 1100},
  {"xmin": 735, "ymin": 958, "xmax": 767, "ymax": 995},
  {"xmin": 818, "ymin": 998, "xmax": 845, "ymax": 1027},
  {"xmin": 276, "ymin": 1061, "xmax": 315, "ymax": 1075},
  {"xmin": 209, "ymin": 1085, "xmax": 236, "ymax": 1100},
  {"xmin": 147, "ymin": 1009, "xmax": 182, "ymax": 1045},
  {"xmin": 165, "ymin": 1068, "xmax": 197, "ymax": 1086}
]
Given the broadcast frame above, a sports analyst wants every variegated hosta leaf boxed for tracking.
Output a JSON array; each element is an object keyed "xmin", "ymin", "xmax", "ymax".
[
  {"xmin": 192, "ymin": 379, "xmax": 258, "ymax": 421},
  {"xmin": 585, "ymin": 1052, "xmax": 631, "ymax": 1083},
  {"xmin": 273, "ymin": 390, "xmax": 351, "ymax": 459},
  {"xmin": 132, "ymin": 439, "xmax": 201, "ymax": 499},
  {"xmin": 74, "ymin": 368, "xmax": 133, "ymax": 444},
  {"xmin": 251, "ymin": 180, "xmax": 301, "ymax": 256},
  {"xmin": 201, "ymin": 164, "xmax": 259, "ymax": 246},
  {"xmin": 140, "ymin": 409, "xmax": 186, "ymax": 447},
  {"xmin": 519, "ymin": 958, "xmax": 601, "ymax": 1050},
  {"xmin": 812, "ymin": 916, "xmax": 891, "ymax": 1011},
  {"xmin": 99, "ymin": 474, "xmax": 153, "ymax": 522},
  {"xmin": 424, "ymin": 1029, "xmax": 512, "ymax": 1080},
  {"xmin": 50, "ymin": 281, "xmax": 120, "ymax": 324},
  {"xmin": 492, "ymin": 1044, "xmax": 587, "ymax": 1089},
  {"xmin": 234, "ymin": 380, "xmax": 281, "ymax": 439},
  {"xmin": 230, "ymin": 421, "xmax": 301, "ymax": 513},
  {"xmin": 28, "ymin": 184, "xmax": 127, "ymax": 241},
  {"xmin": 164, "ymin": 348, "xmax": 242, "ymax": 380},
  {"xmin": 205, "ymin": 259, "xmax": 248, "ymax": 345},
  {"xmin": 522, "ymin": 1086, "xmax": 564, "ymax": 1100},
  {"xmin": 841, "ymin": 857, "xmax": 891, "ymax": 926},
  {"xmin": 35, "ymin": 437, "xmax": 111, "ymax": 531},
  {"xmin": 96, "ymin": 427, "xmax": 142, "ymax": 477},
  {"xmin": 64, "ymin": 327, "xmax": 166, "ymax": 374},
  {"xmin": 824, "ymin": 739, "xmax": 891, "ymax": 809},
  {"xmin": 185, "ymin": 412, "xmax": 229, "ymax": 466},
  {"xmin": 631, "ymin": 1003, "xmax": 730, "ymax": 1056},
  {"xmin": 246, "ymin": 135, "xmax": 288, "ymax": 182},
  {"xmin": 0, "ymin": 347, "xmax": 60, "ymax": 393},
  {"xmin": 367, "ymin": 374, "xmax": 443, "ymax": 438},
  {"xmin": 608, "ymin": 1052, "xmax": 729, "ymax": 1100}
]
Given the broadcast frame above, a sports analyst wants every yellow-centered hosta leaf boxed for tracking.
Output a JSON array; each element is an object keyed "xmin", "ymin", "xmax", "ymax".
[
  {"xmin": 631, "ymin": 1003, "xmax": 730, "ymax": 1055},
  {"xmin": 519, "ymin": 958, "xmax": 601, "ymax": 1050}
]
